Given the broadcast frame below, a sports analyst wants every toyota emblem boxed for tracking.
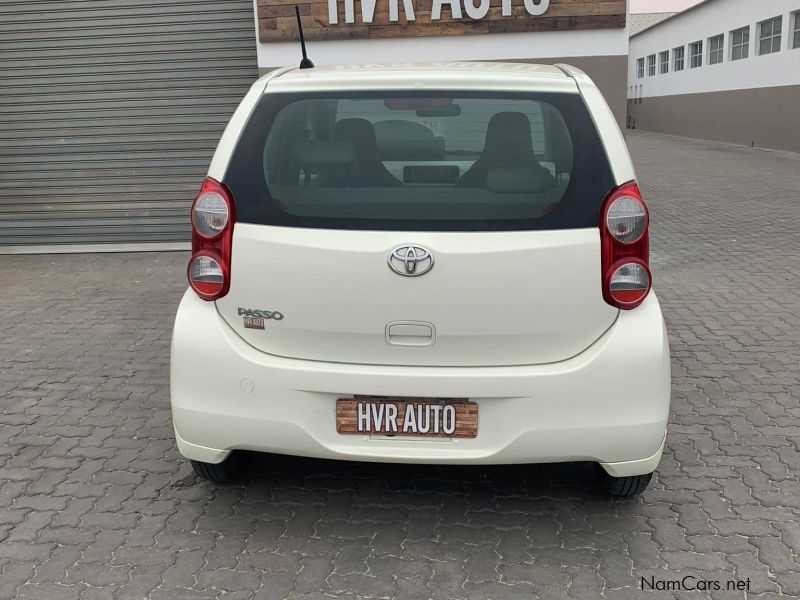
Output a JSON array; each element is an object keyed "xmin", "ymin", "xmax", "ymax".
[{"xmin": 388, "ymin": 245, "xmax": 434, "ymax": 277}]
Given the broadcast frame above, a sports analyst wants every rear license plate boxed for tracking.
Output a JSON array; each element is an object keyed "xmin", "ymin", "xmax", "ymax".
[{"xmin": 336, "ymin": 397, "xmax": 477, "ymax": 438}]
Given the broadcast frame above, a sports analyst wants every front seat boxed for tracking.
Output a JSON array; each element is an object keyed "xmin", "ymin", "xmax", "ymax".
[
  {"xmin": 457, "ymin": 112, "xmax": 555, "ymax": 189},
  {"xmin": 322, "ymin": 118, "xmax": 401, "ymax": 187}
]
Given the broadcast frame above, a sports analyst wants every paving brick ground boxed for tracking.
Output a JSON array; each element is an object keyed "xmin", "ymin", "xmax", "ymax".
[{"xmin": 1, "ymin": 130, "xmax": 800, "ymax": 599}]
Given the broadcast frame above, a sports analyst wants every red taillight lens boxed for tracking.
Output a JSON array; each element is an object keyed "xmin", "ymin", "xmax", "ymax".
[
  {"xmin": 600, "ymin": 181, "xmax": 651, "ymax": 309},
  {"xmin": 188, "ymin": 178, "xmax": 234, "ymax": 301}
]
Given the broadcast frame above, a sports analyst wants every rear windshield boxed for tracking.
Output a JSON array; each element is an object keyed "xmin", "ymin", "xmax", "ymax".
[{"xmin": 224, "ymin": 91, "xmax": 614, "ymax": 231}]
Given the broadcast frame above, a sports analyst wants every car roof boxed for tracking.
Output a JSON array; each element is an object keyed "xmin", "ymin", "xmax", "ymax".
[{"xmin": 263, "ymin": 62, "xmax": 580, "ymax": 94}]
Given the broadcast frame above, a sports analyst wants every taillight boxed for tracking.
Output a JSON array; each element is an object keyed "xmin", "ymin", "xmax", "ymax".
[
  {"xmin": 606, "ymin": 195, "xmax": 647, "ymax": 243},
  {"xmin": 600, "ymin": 181, "xmax": 651, "ymax": 309},
  {"xmin": 608, "ymin": 261, "xmax": 651, "ymax": 305},
  {"xmin": 191, "ymin": 191, "xmax": 229, "ymax": 239},
  {"xmin": 188, "ymin": 253, "xmax": 227, "ymax": 299},
  {"xmin": 187, "ymin": 178, "xmax": 234, "ymax": 301}
]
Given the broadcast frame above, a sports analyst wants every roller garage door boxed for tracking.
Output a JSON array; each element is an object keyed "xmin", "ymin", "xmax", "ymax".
[{"xmin": 0, "ymin": 0, "xmax": 259, "ymax": 250}]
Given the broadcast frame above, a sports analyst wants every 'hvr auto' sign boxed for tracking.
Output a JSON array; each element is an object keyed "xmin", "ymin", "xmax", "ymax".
[
  {"xmin": 327, "ymin": 0, "xmax": 549, "ymax": 24},
  {"xmin": 257, "ymin": 0, "xmax": 627, "ymax": 43}
]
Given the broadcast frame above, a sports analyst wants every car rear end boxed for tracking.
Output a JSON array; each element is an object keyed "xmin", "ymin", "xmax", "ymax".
[{"xmin": 171, "ymin": 63, "xmax": 670, "ymax": 489}]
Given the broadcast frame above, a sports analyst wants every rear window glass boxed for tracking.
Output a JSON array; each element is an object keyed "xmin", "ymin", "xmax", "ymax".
[{"xmin": 224, "ymin": 91, "xmax": 614, "ymax": 231}]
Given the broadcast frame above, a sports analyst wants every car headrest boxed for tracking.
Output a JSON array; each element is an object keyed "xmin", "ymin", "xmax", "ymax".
[
  {"xmin": 482, "ymin": 112, "xmax": 536, "ymax": 163},
  {"xmin": 333, "ymin": 118, "xmax": 380, "ymax": 160}
]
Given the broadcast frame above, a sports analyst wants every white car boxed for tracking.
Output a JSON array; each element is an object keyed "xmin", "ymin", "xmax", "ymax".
[{"xmin": 171, "ymin": 62, "xmax": 670, "ymax": 497}]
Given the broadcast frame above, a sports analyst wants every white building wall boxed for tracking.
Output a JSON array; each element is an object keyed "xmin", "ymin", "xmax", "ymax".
[
  {"xmin": 255, "ymin": 25, "xmax": 628, "ymax": 68},
  {"xmin": 629, "ymin": 0, "xmax": 800, "ymax": 98}
]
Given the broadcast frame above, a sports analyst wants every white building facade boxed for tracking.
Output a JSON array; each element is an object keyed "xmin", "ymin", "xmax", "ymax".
[{"xmin": 628, "ymin": 0, "xmax": 800, "ymax": 152}]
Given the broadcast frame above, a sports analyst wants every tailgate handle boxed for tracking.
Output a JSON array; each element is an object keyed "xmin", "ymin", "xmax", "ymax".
[{"xmin": 386, "ymin": 321, "xmax": 435, "ymax": 347}]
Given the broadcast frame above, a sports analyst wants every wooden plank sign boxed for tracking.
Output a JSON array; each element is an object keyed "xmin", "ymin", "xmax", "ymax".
[
  {"xmin": 258, "ymin": 0, "xmax": 626, "ymax": 43},
  {"xmin": 336, "ymin": 397, "xmax": 478, "ymax": 438}
]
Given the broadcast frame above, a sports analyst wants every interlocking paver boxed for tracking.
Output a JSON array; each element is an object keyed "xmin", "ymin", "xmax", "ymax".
[{"xmin": 1, "ymin": 130, "xmax": 799, "ymax": 598}]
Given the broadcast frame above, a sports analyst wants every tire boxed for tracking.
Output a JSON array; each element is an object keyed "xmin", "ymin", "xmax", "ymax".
[
  {"xmin": 191, "ymin": 456, "xmax": 238, "ymax": 484},
  {"xmin": 606, "ymin": 472, "xmax": 653, "ymax": 498}
]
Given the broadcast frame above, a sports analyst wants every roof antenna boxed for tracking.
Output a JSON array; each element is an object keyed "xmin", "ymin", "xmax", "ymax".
[{"xmin": 295, "ymin": 6, "xmax": 314, "ymax": 69}]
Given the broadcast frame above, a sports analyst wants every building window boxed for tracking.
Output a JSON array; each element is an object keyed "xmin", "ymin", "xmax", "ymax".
[
  {"xmin": 708, "ymin": 34, "xmax": 724, "ymax": 64},
  {"xmin": 647, "ymin": 54, "xmax": 656, "ymax": 76},
  {"xmin": 690, "ymin": 41, "xmax": 703, "ymax": 67},
  {"xmin": 659, "ymin": 51, "xmax": 669, "ymax": 73},
  {"xmin": 731, "ymin": 26, "xmax": 750, "ymax": 60},
  {"xmin": 637, "ymin": 57, "xmax": 645, "ymax": 78},
  {"xmin": 673, "ymin": 46, "xmax": 685, "ymax": 71},
  {"xmin": 793, "ymin": 11, "xmax": 800, "ymax": 49},
  {"xmin": 758, "ymin": 16, "xmax": 782, "ymax": 55}
]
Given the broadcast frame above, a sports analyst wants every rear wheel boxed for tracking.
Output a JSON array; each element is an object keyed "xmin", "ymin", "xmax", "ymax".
[
  {"xmin": 605, "ymin": 471, "xmax": 653, "ymax": 498},
  {"xmin": 191, "ymin": 456, "xmax": 239, "ymax": 484}
]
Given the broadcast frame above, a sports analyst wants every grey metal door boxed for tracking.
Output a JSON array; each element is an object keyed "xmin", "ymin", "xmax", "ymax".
[{"xmin": 0, "ymin": 0, "xmax": 259, "ymax": 250}]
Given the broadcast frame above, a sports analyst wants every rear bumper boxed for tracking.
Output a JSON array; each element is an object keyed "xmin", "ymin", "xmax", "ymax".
[{"xmin": 170, "ymin": 290, "xmax": 671, "ymax": 475}]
